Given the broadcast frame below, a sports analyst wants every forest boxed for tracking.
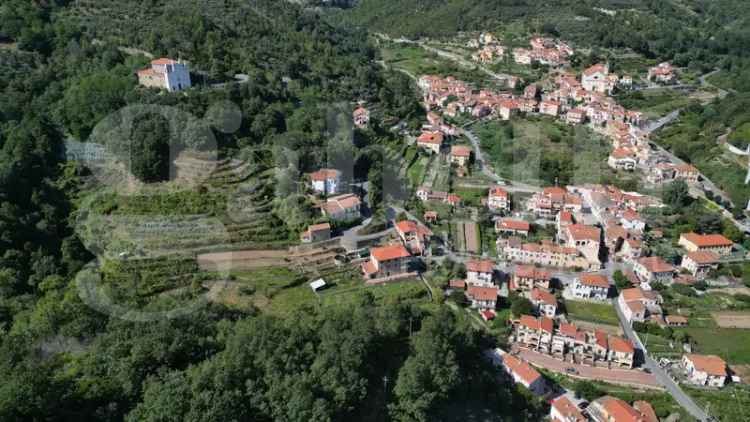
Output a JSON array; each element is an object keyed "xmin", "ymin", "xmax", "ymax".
[{"xmin": 0, "ymin": 0, "xmax": 525, "ymax": 420}]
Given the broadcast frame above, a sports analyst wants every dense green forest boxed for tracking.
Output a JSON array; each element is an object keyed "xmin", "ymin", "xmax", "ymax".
[
  {"xmin": 338, "ymin": 0, "xmax": 750, "ymax": 91},
  {"xmin": 0, "ymin": 1, "xmax": 511, "ymax": 420}
]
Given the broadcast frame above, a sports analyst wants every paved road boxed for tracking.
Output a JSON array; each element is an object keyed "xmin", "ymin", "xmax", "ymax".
[
  {"xmin": 515, "ymin": 348, "xmax": 662, "ymax": 389},
  {"xmin": 613, "ymin": 299, "xmax": 712, "ymax": 421},
  {"xmin": 461, "ymin": 128, "xmax": 542, "ymax": 193}
]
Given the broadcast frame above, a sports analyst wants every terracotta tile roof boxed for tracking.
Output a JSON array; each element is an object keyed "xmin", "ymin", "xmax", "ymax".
[
  {"xmin": 151, "ymin": 58, "xmax": 178, "ymax": 65},
  {"xmin": 624, "ymin": 300, "xmax": 645, "ymax": 314},
  {"xmin": 353, "ymin": 106, "xmax": 368, "ymax": 116},
  {"xmin": 684, "ymin": 251, "xmax": 719, "ymax": 265},
  {"xmin": 609, "ymin": 336, "xmax": 634, "ymax": 354},
  {"xmin": 596, "ymin": 396, "xmax": 642, "ymax": 422},
  {"xmin": 620, "ymin": 287, "xmax": 659, "ymax": 303},
  {"xmin": 685, "ymin": 354, "xmax": 727, "ymax": 377},
  {"xmin": 665, "ymin": 315, "xmax": 688, "ymax": 324},
  {"xmin": 583, "ymin": 63, "xmax": 608, "ymax": 76},
  {"xmin": 395, "ymin": 220, "xmax": 432, "ymax": 237},
  {"xmin": 310, "ymin": 168, "xmax": 341, "ymax": 181},
  {"xmin": 530, "ymin": 288, "xmax": 557, "ymax": 306},
  {"xmin": 137, "ymin": 68, "xmax": 160, "ymax": 76},
  {"xmin": 633, "ymin": 401, "xmax": 658, "ymax": 422},
  {"xmin": 559, "ymin": 322, "xmax": 578, "ymax": 338},
  {"xmin": 308, "ymin": 223, "xmax": 331, "ymax": 232},
  {"xmin": 502, "ymin": 353, "xmax": 542, "ymax": 386},
  {"xmin": 551, "ymin": 396, "xmax": 586, "ymax": 422},
  {"xmin": 637, "ymin": 256, "xmax": 675, "ymax": 273},
  {"xmin": 489, "ymin": 186, "xmax": 509, "ymax": 198},
  {"xmin": 466, "ymin": 260, "xmax": 495, "ymax": 274},
  {"xmin": 497, "ymin": 219, "xmax": 530, "ymax": 232},
  {"xmin": 681, "ymin": 232, "xmax": 733, "ymax": 248},
  {"xmin": 466, "ymin": 285, "xmax": 498, "ymax": 301},
  {"xmin": 371, "ymin": 244, "xmax": 410, "ymax": 262},
  {"xmin": 559, "ymin": 211, "xmax": 574, "ymax": 223},
  {"xmin": 519, "ymin": 315, "xmax": 554, "ymax": 333},
  {"xmin": 579, "ymin": 274, "xmax": 610, "ymax": 289},
  {"xmin": 417, "ymin": 131, "xmax": 444, "ymax": 145},
  {"xmin": 567, "ymin": 224, "xmax": 601, "ymax": 242},
  {"xmin": 515, "ymin": 265, "xmax": 552, "ymax": 280},
  {"xmin": 595, "ymin": 330, "xmax": 608, "ymax": 349},
  {"xmin": 361, "ymin": 260, "xmax": 377, "ymax": 275},
  {"xmin": 451, "ymin": 145, "xmax": 472, "ymax": 157},
  {"xmin": 449, "ymin": 279, "xmax": 466, "ymax": 289}
]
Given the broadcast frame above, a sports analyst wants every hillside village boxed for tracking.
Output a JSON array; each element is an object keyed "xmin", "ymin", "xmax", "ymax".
[{"xmin": 289, "ymin": 31, "xmax": 750, "ymax": 422}]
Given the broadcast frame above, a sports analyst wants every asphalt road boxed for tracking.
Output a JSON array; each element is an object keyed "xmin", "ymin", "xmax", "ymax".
[{"xmin": 613, "ymin": 299, "xmax": 712, "ymax": 421}]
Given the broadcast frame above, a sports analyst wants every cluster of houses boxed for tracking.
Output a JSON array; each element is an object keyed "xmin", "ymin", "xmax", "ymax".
[
  {"xmin": 551, "ymin": 394, "xmax": 660, "ymax": 422},
  {"xmin": 360, "ymin": 218, "xmax": 433, "ymax": 280},
  {"xmin": 647, "ymin": 62, "xmax": 677, "ymax": 84},
  {"xmin": 512, "ymin": 36, "xmax": 575, "ymax": 67},
  {"xmin": 468, "ymin": 32, "xmax": 506, "ymax": 64},
  {"xmin": 513, "ymin": 315, "xmax": 636, "ymax": 368}
]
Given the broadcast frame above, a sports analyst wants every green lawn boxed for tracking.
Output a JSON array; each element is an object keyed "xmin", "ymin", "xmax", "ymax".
[
  {"xmin": 615, "ymin": 88, "xmax": 699, "ymax": 118},
  {"xmin": 684, "ymin": 385, "xmax": 750, "ymax": 422},
  {"xmin": 565, "ymin": 299, "xmax": 621, "ymax": 326},
  {"xmin": 676, "ymin": 327, "xmax": 750, "ymax": 364},
  {"xmin": 453, "ymin": 187, "xmax": 487, "ymax": 207},
  {"xmin": 407, "ymin": 155, "xmax": 429, "ymax": 187}
]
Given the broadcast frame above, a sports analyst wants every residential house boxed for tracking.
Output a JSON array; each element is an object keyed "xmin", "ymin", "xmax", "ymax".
[
  {"xmin": 620, "ymin": 209, "xmax": 646, "ymax": 232},
  {"xmin": 582, "ymin": 63, "xmax": 615, "ymax": 94},
  {"xmin": 530, "ymin": 288, "xmax": 557, "ymax": 318},
  {"xmin": 300, "ymin": 223, "xmax": 331, "ymax": 243},
  {"xmin": 423, "ymin": 211, "xmax": 438, "ymax": 224},
  {"xmin": 524, "ymin": 84, "xmax": 538, "ymax": 100},
  {"xmin": 353, "ymin": 107, "xmax": 370, "ymax": 128},
  {"xmin": 633, "ymin": 256, "xmax": 675, "ymax": 285},
  {"xmin": 648, "ymin": 62, "xmax": 676, "ymax": 83},
  {"xmin": 515, "ymin": 315, "xmax": 555, "ymax": 353},
  {"xmin": 550, "ymin": 396, "xmax": 586, "ymax": 422},
  {"xmin": 395, "ymin": 220, "xmax": 433, "ymax": 256},
  {"xmin": 309, "ymin": 168, "xmax": 342, "ymax": 195},
  {"xmin": 665, "ymin": 315, "xmax": 688, "ymax": 327},
  {"xmin": 682, "ymin": 354, "xmax": 728, "ymax": 388},
  {"xmin": 528, "ymin": 186, "xmax": 583, "ymax": 219},
  {"xmin": 450, "ymin": 145, "xmax": 473, "ymax": 167},
  {"xmin": 621, "ymin": 238, "xmax": 643, "ymax": 261},
  {"xmin": 678, "ymin": 232, "xmax": 733, "ymax": 256},
  {"xmin": 321, "ymin": 193, "xmax": 361, "ymax": 221},
  {"xmin": 564, "ymin": 224, "xmax": 602, "ymax": 268},
  {"xmin": 499, "ymin": 238, "xmax": 591, "ymax": 269},
  {"xmin": 416, "ymin": 131, "xmax": 444, "ymax": 154},
  {"xmin": 500, "ymin": 353, "xmax": 547, "ymax": 395},
  {"xmin": 495, "ymin": 219, "xmax": 530, "ymax": 237},
  {"xmin": 137, "ymin": 58, "xmax": 191, "ymax": 92},
  {"xmin": 681, "ymin": 251, "xmax": 719, "ymax": 280},
  {"xmin": 618, "ymin": 287, "xmax": 663, "ymax": 323},
  {"xmin": 674, "ymin": 164, "xmax": 699, "ymax": 183},
  {"xmin": 566, "ymin": 108, "xmax": 586, "ymax": 124},
  {"xmin": 488, "ymin": 186, "xmax": 510, "ymax": 212},
  {"xmin": 607, "ymin": 336, "xmax": 636, "ymax": 368},
  {"xmin": 571, "ymin": 274, "xmax": 610, "ymax": 301},
  {"xmin": 361, "ymin": 244, "xmax": 412, "ymax": 279},
  {"xmin": 588, "ymin": 396, "xmax": 658, "ymax": 422},
  {"xmin": 466, "ymin": 260, "xmax": 495, "ymax": 286},
  {"xmin": 607, "ymin": 148, "xmax": 637, "ymax": 171},
  {"xmin": 540, "ymin": 100, "xmax": 561, "ymax": 117},
  {"xmin": 466, "ymin": 285, "xmax": 499, "ymax": 310},
  {"xmin": 512, "ymin": 265, "xmax": 552, "ymax": 291}
]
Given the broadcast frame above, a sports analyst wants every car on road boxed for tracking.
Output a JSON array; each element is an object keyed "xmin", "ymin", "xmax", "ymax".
[
  {"xmin": 577, "ymin": 401, "xmax": 589, "ymax": 409},
  {"xmin": 565, "ymin": 367, "xmax": 578, "ymax": 374}
]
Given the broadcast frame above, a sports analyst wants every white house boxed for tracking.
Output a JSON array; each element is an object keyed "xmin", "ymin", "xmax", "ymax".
[
  {"xmin": 633, "ymin": 256, "xmax": 675, "ymax": 284},
  {"xmin": 571, "ymin": 274, "xmax": 610, "ymax": 301},
  {"xmin": 499, "ymin": 353, "xmax": 547, "ymax": 395},
  {"xmin": 550, "ymin": 396, "xmax": 586, "ymax": 422},
  {"xmin": 466, "ymin": 260, "xmax": 495, "ymax": 286},
  {"xmin": 137, "ymin": 58, "xmax": 191, "ymax": 92},
  {"xmin": 309, "ymin": 168, "xmax": 342, "ymax": 195},
  {"xmin": 681, "ymin": 251, "xmax": 719, "ymax": 280},
  {"xmin": 682, "ymin": 354, "xmax": 728, "ymax": 388},
  {"xmin": 582, "ymin": 63, "xmax": 614, "ymax": 94},
  {"xmin": 466, "ymin": 285, "xmax": 498, "ymax": 310},
  {"xmin": 530, "ymin": 288, "xmax": 557, "ymax": 318},
  {"xmin": 617, "ymin": 287, "xmax": 662, "ymax": 323},
  {"xmin": 321, "ymin": 193, "xmax": 361, "ymax": 221},
  {"xmin": 488, "ymin": 186, "xmax": 510, "ymax": 212}
]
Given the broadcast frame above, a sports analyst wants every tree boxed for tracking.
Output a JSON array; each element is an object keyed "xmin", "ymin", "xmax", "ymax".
[
  {"xmin": 662, "ymin": 180, "xmax": 691, "ymax": 209},
  {"xmin": 613, "ymin": 270, "xmax": 630, "ymax": 290},
  {"xmin": 128, "ymin": 113, "xmax": 171, "ymax": 182},
  {"xmin": 510, "ymin": 296, "xmax": 534, "ymax": 317},
  {"xmin": 573, "ymin": 380, "xmax": 602, "ymax": 401}
]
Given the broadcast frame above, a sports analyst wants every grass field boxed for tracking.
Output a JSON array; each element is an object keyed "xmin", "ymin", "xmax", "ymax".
[
  {"xmin": 677, "ymin": 327, "xmax": 750, "ymax": 364},
  {"xmin": 565, "ymin": 299, "xmax": 621, "ymax": 326},
  {"xmin": 685, "ymin": 385, "xmax": 750, "ymax": 422},
  {"xmin": 615, "ymin": 88, "xmax": 699, "ymax": 118}
]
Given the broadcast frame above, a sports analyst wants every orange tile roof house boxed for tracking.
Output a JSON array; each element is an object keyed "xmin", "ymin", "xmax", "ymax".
[
  {"xmin": 678, "ymin": 232, "xmax": 733, "ymax": 257},
  {"xmin": 466, "ymin": 285, "xmax": 499, "ymax": 310},
  {"xmin": 466, "ymin": 259, "xmax": 495, "ymax": 285},
  {"xmin": 571, "ymin": 274, "xmax": 610, "ymax": 301},
  {"xmin": 361, "ymin": 244, "xmax": 412, "ymax": 280},
  {"xmin": 682, "ymin": 354, "xmax": 728, "ymax": 388},
  {"xmin": 617, "ymin": 287, "xmax": 663, "ymax": 323},
  {"xmin": 511, "ymin": 265, "xmax": 552, "ymax": 291},
  {"xmin": 353, "ymin": 106, "xmax": 370, "ymax": 128},
  {"xmin": 680, "ymin": 251, "xmax": 719, "ymax": 280},
  {"xmin": 300, "ymin": 223, "xmax": 331, "ymax": 244},
  {"xmin": 550, "ymin": 396, "xmax": 586, "ymax": 422},
  {"xmin": 416, "ymin": 131, "xmax": 444, "ymax": 154},
  {"xmin": 395, "ymin": 220, "xmax": 433, "ymax": 256},
  {"xmin": 495, "ymin": 218, "xmax": 530, "ymax": 237},
  {"xmin": 137, "ymin": 58, "xmax": 191, "ymax": 92},
  {"xmin": 588, "ymin": 396, "xmax": 657, "ymax": 422},
  {"xmin": 321, "ymin": 193, "xmax": 361, "ymax": 221},
  {"xmin": 530, "ymin": 288, "xmax": 557, "ymax": 318},
  {"xmin": 633, "ymin": 256, "xmax": 675, "ymax": 285},
  {"xmin": 487, "ymin": 186, "xmax": 510, "ymax": 212},
  {"xmin": 450, "ymin": 145, "xmax": 473, "ymax": 167},
  {"xmin": 499, "ymin": 353, "xmax": 546, "ymax": 395},
  {"xmin": 309, "ymin": 168, "xmax": 342, "ymax": 195}
]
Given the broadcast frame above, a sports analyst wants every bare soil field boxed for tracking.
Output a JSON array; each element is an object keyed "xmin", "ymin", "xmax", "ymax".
[
  {"xmin": 712, "ymin": 311, "xmax": 750, "ymax": 329},
  {"xmin": 463, "ymin": 222, "xmax": 480, "ymax": 254},
  {"xmin": 197, "ymin": 249, "xmax": 290, "ymax": 270}
]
